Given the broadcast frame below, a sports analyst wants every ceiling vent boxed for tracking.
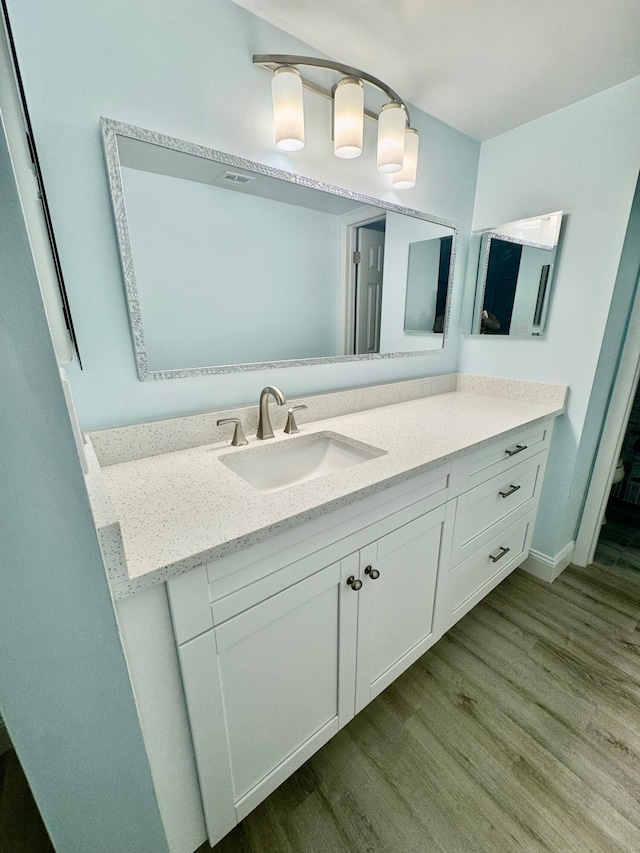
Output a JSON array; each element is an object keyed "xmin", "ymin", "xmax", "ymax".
[{"xmin": 215, "ymin": 170, "xmax": 256, "ymax": 186}]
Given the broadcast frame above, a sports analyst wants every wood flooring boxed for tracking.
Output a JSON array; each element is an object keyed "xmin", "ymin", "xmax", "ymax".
[{"xmin": 211, "ymin": 553, "xmax": 640, "ymax": 853}]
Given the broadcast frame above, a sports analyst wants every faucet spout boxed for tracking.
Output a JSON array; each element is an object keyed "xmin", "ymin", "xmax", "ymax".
[{"xmin": 257, "ymin": 385, "xmax": 287, "ymax": 439}]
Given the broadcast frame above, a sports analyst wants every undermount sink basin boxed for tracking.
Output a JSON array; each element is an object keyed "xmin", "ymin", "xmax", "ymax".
[{"xmin": 220, "ymin": 431, "xmax": 386, "ymax": 493}]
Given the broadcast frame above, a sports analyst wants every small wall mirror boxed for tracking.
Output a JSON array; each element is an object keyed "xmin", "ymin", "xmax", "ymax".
[
  {"xmin": 470, "ymin": 211, "xmax": 563, "ymax": 337},
  {"xmin": 101, "ymin": 119, "xmax": 458, "ymax": 380}
]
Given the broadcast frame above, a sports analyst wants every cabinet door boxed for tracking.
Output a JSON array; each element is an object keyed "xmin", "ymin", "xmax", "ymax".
[
  {"xmin": 177, "ymin": 554, "xmax": 359, "ymax": 847},
  {"xmin": 355, "ymin": 504, "xmax": 451, "ymax": 713}
]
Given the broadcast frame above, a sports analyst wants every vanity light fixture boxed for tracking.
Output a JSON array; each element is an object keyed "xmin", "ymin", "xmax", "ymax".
[
  {"xmin": 333, "ymin": 77, "xmax": 364, "ymax": 159},
  {"xmin": 254, "ymin": 54, "xmax": 419, "ymax": 187},
  {"xmin": 377, "ymin": 102, "xmax": 407, "ymax": 173},
  {"xmin": 271, "ymin": 66, "xmax": 305, "ymax": 151},
  {"xmin": 392, "ymin": 127, "xmax": 420, "ymax": 189}
]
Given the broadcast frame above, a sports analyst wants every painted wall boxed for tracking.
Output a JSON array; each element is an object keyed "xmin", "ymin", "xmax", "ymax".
[
  {"xmin": 460, "ymin": 75, "xmax": 640, "ymax": 558},
  {"xmin": 121, "ymin": 166, "xmax": 340, "ymax": 369},
  {"xmin": 0, "ymin": 114, "xmax": 168, "ymax": 852},
  {"xmin": 5, "ymin": 0, "xmax": 479, "ymax": 430}
]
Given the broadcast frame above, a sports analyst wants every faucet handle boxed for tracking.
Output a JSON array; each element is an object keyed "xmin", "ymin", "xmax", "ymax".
[
  {"xmin": 284, "ymin": 405, "xmax": 308, "ymax": 435},
  {"xmin": 217, "ymin": 418, "xmax": 248, "ymax": 447}
]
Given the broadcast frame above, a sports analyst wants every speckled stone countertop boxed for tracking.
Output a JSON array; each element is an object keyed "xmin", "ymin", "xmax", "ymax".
[{"xmin": 89, "ymin": 380, "xmax": 567, "ymax": 598}]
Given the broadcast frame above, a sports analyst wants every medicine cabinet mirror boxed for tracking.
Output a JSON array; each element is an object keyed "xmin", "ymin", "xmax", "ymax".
[
  {"xmin": 101, "ymin": 118, "xmax": 458, "ymax": 380},
  {"xmin": 470, "ymin": 211, "xmax": 563, "ymax": 337}
]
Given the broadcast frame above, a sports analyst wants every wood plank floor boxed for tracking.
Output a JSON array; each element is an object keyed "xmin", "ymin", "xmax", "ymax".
[{"xmin": 211, "ymin": 557, "xmax": 640, "ymax": 853}]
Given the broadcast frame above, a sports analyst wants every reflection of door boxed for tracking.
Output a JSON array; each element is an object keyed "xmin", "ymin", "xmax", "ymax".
[
  {"xmin": 355, "ymin": 226, "xmax": 385, "ymax": 354},
  {"xmin": 436, "ymin": 235, "xmax": 453, "ymax": 322},
  {"xmin": 484, "ymin": 240, "xmax": 522, "ymax": 335}
]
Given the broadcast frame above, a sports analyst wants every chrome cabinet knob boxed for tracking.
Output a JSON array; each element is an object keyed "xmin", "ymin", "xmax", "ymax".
[
  {"xmin": 346, "ymin": 576, "xmax": 363, "ymax": 591},
  {"xmin": 365, "ymin": 566, "xmax": 380, "ymax": 579}
]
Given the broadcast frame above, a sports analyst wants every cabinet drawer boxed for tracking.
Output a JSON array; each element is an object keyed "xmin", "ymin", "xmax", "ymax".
[
  {"xmin": 450, "ymin": 419, "xmax": 552, "ymax": 495},
  {"xmin": 452, "ymin": 451, "xmax": 547, "ymax": 564},
  {"xmin": 442, "ymin": 510, "xmax": 535, "ymax": 633}
]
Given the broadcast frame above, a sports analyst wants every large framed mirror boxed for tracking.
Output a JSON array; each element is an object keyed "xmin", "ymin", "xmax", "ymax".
[
  {"xmin": 101, "ymin": 119, "xmax": 458, "ymax": 380},
  {"xmin": 470, "ymin": 211, "xmax": 563, "ymax": 337}
]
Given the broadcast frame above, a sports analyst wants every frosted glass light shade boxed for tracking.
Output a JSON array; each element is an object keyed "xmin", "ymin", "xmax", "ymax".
[
  {"xmin": 377, "ymin": 103, "xmax": 406, "ymax": 173},
  {"xmin": 272, "ymin": 66, "xmax": 305, "ymax": 151},
  {"xmin": 333, "ymin": 77, "xmax": 364, "ymax": 159},
  {"xmin": 392, "ymin": 128, "xmax": 419, "ymax": 189}
]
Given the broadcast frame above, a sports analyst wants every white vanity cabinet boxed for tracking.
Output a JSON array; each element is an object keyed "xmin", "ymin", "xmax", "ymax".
[
  {"xmin": 168, "ymin": 489, "xmax": 453, "ymax": 847},
  {"xmin": 162, "ymin": 417, "xmax": 555, "ymax": 848}
]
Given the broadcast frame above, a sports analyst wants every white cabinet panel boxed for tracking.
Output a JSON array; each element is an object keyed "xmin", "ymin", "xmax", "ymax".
[
  {"xmin": 178, "ymin": 632, "xmax": 236, "ymax": 846},
  {"xmin": 177, "ymin": 554, "xmax": 358, "ymax": 846},
  {"xmin": 355, "ymin": 504, "xmax": 452, "ymax": 712},
  {"xmin": 217, "ymin": 566, "xmax": 341, "ymax": 802}
]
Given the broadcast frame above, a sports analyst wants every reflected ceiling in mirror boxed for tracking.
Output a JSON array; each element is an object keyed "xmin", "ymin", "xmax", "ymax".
[
  {"xmin": 470, "ymin": 211, "xmax": 563, "ymax": 337},
  {"xmin": 101, "ymin": 119, "xmax": 458, "ymax": 380}
]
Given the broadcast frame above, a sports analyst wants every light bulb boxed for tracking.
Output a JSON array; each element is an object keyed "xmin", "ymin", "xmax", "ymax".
[
  {"xmin": 392, "ymin": 128, "xmax": 419, "ymax": 189},
  {"xmin": 271, "ymin": 66, "xmax": 304, "ymax": 152},
  {"xmin": 333, "ymin": 77, "xmax": 364, "ymax": 159},
  {"xmin": 377, "ymin": 103, "xmax": 406, "ymax": 173}
]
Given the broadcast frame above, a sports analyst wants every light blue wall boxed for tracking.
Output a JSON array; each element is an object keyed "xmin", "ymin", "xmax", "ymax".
[
  {"xmin": 460, "ymin": 76, "xmax": 640, "ymax": 557},
  {"xmin": 0, "ymin": 114, "xmax": 168, "ymax": 852},
  {"xmin": 122, "ymin": 166, "xmax": 340, "ymax": 369},
  {"xmin": 6, "ymin": 0, "xmax": 479, "ymax": 430}
]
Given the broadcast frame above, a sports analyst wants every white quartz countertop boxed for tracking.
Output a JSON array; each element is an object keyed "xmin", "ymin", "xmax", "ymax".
[{"xmin": 96, "ymin": 389, "xmax": 565, "ymax": 590}]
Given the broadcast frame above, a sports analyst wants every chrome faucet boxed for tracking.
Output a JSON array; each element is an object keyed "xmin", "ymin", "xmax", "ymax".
[{"xmin": 257, "ymin": 386, "xmax": 287, "ymax": 439}]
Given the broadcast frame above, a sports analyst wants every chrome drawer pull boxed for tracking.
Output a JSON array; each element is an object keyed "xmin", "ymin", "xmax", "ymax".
[
  {"xmin": 505, "ymin": 444, "xmax": 527, "ymax": 456},
  {"xmin": 489, "ymin": 546, "xmax": 511, "ymax": 563},
  {"xmin": 499, "ymin": 484, "xmax": 521, "ymax": 499}
]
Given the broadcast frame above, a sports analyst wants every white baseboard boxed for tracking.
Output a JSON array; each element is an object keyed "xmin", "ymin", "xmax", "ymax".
[{"xmin": 519, "ymin": 541, "xmax": 575, "ymax": 583}]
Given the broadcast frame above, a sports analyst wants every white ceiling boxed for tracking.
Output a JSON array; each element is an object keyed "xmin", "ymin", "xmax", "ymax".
[{"xmin": 233, "ymin": 0, "xmax": 640, "ymax": 140}]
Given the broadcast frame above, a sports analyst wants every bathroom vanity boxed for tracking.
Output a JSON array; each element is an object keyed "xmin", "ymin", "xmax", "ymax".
[{"xmin": 86, "ymin": 374, "xmax": 567, "ymax": 851}]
